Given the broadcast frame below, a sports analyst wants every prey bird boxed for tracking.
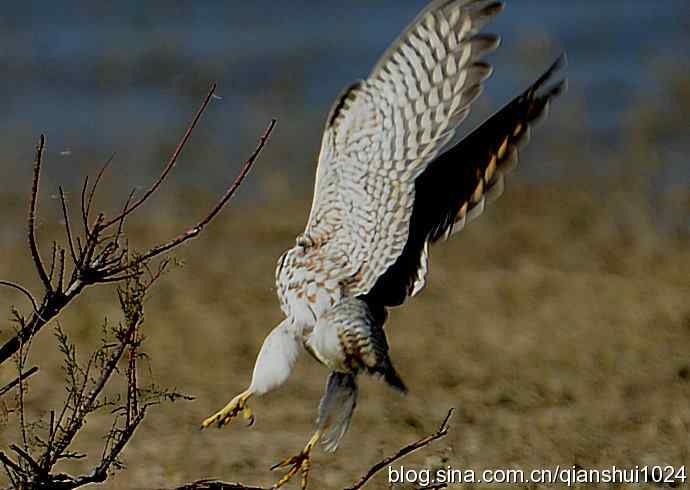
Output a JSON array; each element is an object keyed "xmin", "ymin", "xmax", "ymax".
[{"xmin": 201, "ymin": 0, "xmax": 566, "ymax": 487}]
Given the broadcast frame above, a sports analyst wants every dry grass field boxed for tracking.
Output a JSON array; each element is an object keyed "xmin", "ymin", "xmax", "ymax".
[
  {"xmin": 0, "ymin": 37, "xmax": 689, "ymax": 490},
  {"xmin": 0, "ymin": 176, "xmax": 688, "ymax": 489}
]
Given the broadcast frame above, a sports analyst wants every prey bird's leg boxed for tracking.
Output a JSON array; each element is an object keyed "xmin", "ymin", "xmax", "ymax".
[
  {"xmin": 201, "ymin": 319, "xmax": 300, "ymax": 430},
  {"xmin": 270, "ymin": 372, "xmax": 358, "ymax": 488},
  {"xmin": 201, "ymin": 389, "xmax": 254, "ymax": 429},
  {"xmin": 271, "ymin": 429, "xmax": 322, "ymax": 489}
]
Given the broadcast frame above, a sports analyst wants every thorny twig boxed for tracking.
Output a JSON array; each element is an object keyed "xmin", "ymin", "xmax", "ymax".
[{"xmin": 1, "ymin": 275, "xmax": 186, "ymax": 489}]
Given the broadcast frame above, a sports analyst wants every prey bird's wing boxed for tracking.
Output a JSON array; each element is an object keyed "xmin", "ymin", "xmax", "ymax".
[
  {"xmin": 367, "ymin": 55, "xmax": 567, "ymax": 306},
  {"xmin": 305, "ymin": 0, "xmax": 504, "ymax": 296}
]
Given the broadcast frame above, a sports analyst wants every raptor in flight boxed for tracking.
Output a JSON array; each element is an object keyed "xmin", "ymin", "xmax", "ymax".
[{"xmin": 202, "ymin": 0, "xmax": 566, "ymax": 487}]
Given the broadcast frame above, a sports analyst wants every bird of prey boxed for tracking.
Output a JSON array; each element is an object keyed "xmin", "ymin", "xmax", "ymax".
[{"xmin": 201, "ymin": 0, "xmax": 566, "ymax": 487}]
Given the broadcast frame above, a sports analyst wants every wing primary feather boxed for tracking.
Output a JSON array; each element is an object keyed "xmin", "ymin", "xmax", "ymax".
[{"xmin": 365, "ymin": 54, "xmax": 566, "ymax": 307}]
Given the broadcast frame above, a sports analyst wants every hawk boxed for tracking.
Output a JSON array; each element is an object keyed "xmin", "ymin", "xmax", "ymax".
[{"xmin": 202, "ymin": 0, "xmax": 566, "ymax": 487}]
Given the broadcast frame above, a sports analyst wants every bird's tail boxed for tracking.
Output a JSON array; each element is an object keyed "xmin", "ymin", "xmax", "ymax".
[{"xmin": 318, "ymin": 371, "xmax": 358, "ymax": 453}]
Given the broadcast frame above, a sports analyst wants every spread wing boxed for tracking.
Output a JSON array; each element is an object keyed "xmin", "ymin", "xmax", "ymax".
[
  {"xmin": 304, "ymin": 0, "xmax": 505, "ymax": 296},
  {"xmin": 366, "ymin": 55, "xmax": 567, "ymax": 306}
]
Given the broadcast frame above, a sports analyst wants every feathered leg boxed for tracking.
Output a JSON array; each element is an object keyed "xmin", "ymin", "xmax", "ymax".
[
  {"xmin": 272, "ymin": 371, "xmax": 358, "ymax": 489},
  {"xmin": 201, "ymin": 319, "xmax": 300, "ymax": 429}
]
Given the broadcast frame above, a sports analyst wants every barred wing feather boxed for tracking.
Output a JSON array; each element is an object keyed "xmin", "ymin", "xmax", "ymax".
[
  {"xmin": 366, "ymin": 54, "xmax": 567, "ymax": 306},
  {"xmin": 305, "ymin": 0, "xmax": 505, "ymax": 296}
]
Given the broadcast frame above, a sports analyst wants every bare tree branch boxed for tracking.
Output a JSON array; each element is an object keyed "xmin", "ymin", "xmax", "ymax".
[
  {"xmin": 0, "ymin": 366, "xmax": 38, "ymax": 397},
  {"xmin": 59, "ymin": 187, "xmax": 79, "ymax": 268},
  {"xmin": 0, "ymin": 281, "xmax": 41, "ymax": 319},
  {"xmin": 56, "ymin": 249, "xmax": 66, "ymax": 294},
  {"xmin": 0, "ymin": 90, "xmax": 276, "ymax": 367},
  {"xmin": 101, "ymin": 82, "xmax": 218, "ymax": 229},
  {"xmin": 109, "ymin": 118, "xmax": 277, "ymax": 274},
  {"xmin": 28, "ymin": 135, "xmax": 52, "ymax": 292},
  {"xmin": 45, "ymin": 295, "xmax": 142, "ymax": 468},
  {"xmin": 171, "ymin": 481, "xmax": 269, "ymax": 490},
  {"xmin": 10, "ymin": 444, "xmax": 43, "ymax": 477},
  {"xmin": 83, "ymin": 153, "xmax": 115, "ymax": 232},
  {"xmin": 0, "ymin": 450, "xmax": 24, "ymax": 478},
  {"xmin": 345, "ymin": 409, "xmax": 454, "ymax": 490},
  {"xmin": 0, "ymin": 82, "xmax": 279, "ymax": 490}
]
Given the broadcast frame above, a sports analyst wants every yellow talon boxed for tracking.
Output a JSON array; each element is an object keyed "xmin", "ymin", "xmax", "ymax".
[
  {"xmin": 200, "ymin": 390, "xmax": 254, "ymax": 429},
  {"xmin": 271, "ymin": 430, "xmax": 321, "ymax": 489}
]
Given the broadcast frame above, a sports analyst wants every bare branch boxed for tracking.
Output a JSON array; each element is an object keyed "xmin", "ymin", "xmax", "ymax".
[
  {"xmin": 48, "ymin": 241, "xmax": 58, "ymax": 284},
  {"xmin": 69, "ymin": 409, "xmax": 147, "ymax": 487},
  {"xmin": 0, "ymin": 84, "xmax": 279, "ymax": 490},
  {"xmin": 56, "ymin": 249, "xmax": 66, "ymax": 294},
  {"xmin": 109, "ymin": 118, "xmax": 277, "ymax": 275},
  {"xmin": 84, "ymin": 153, "xmax": 116, "ymax": 231},
  {"xmin": 44, "ymin": 410, "xmax": 55, "ymax": 473},
  {"xmin": 10, "ymin": 444, "xmax": 43, "ymax": 476},
  {"xmin": 171, "ymin": 480, "xmax": 269, "ymax": 490},
  {"xmin": 59, "ymin": 186, "xmax": 79, "ymax": 267},
  {"xmin": 1, "ymin": 88, "xmax": 273, "ymax": 367},
  {"xmin": 16, "ymin": 334, "xmax": 33, "ymax": 455},
  {"xmin": 0, "ymin": 450, "xmax": 23, "ymax": 472},
  {"xmin": 0, "ymin": 281, "xmax": 41, "ymax": 318},
  {"xmin": 0, "ymin": 365, "xmax": 38, "ymax": 398},
  {"xmin": 29, "ymin": 134, "xmax": 52, "ymax": 292},
  {"xmin": 101, "ymin": 83, "xmax": 218, "ymax": 229},
  {"xmin": 96, "ymin": 273, "xmax": 140, "ymax": 284},
  {"xmin": 48, "ymin": 305, "xmax": 141, "ymax": 467},
  {"xmin": 114, "ymin": 189, "xmax": 137, "ymax": 247},
  {"xmin": 80, "ymin": 176, "xmax": 90, "ymax": 234},
  {"xmin": 345, "ymin": 409, "xmax": 454, "ymax": 490}
]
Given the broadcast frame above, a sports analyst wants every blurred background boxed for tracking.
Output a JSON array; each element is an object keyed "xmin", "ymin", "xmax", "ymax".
[{"xmin": 0, "ymin": 1, "xmax": 689, "ymax": 489}]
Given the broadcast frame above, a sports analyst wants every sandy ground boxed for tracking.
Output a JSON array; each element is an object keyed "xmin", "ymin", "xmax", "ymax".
[{"xmin": 0, "ymin": 183, "xmax": 688, "ymax": 490}]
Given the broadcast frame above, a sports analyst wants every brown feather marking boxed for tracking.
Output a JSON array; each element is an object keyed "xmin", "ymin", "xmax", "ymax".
[
  {"xmin": 454, "ymin": 202, "xmax": 468, "ymax": 223},
  {"xmin": 484, "ymin": 153, "xmax": 497, "ymax": 181},
  {"xmin": 497, "ymin": 136, "xmax": 509, "ymax": 159},
  {"xmin": 472, "ymin": 178, "xmax": 484, "ymax": 202}
]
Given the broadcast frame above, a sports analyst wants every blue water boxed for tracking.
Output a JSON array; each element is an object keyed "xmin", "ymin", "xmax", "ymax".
[{"xmin": 0, "ymin": 1, "xmax": 688, "ymax": 189}]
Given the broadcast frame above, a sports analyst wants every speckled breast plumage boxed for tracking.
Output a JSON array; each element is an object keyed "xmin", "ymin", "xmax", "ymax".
[{"xmin": 275, "ymin": 242, "xmax": 346, "ymax": 330}]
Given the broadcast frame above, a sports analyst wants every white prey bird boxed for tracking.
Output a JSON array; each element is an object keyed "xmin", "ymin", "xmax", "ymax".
[{"xmin": 201, "ymin": 1, "xmax": 566, "ymax": 487}]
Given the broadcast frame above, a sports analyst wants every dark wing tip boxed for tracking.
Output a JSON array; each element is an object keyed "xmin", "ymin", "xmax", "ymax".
[
  {"xmin": 473, "ymin": 0, "xmax": 506, "ymax": 18},
  {"xmin": 531, "ymin": 52, "xmax": 568, "ymax": 95},
  {"xmin": 489, "ymin": 1, "xmax": 506, "ymax": 14},
  {"xmin": 553, "ymin": 51, "xmax": 568, "ymax": 71}
]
